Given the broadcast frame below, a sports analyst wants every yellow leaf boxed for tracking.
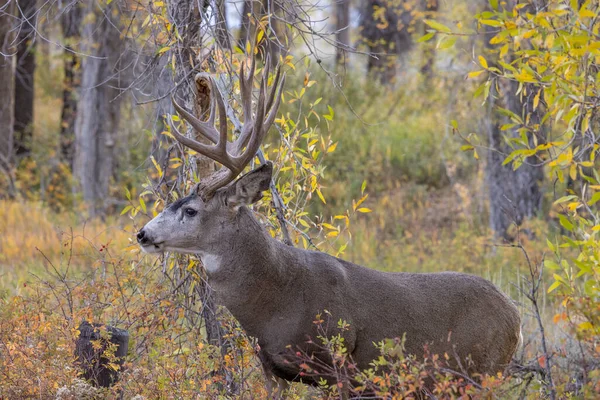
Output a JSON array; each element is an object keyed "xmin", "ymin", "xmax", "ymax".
[
  {"xmin": 357, "ymin": 208, "xmax": 372, "ymax": 213},
  {"xmin": 468, "ymin": 70, "xmax": 485, "ymax": 79},
  {"xmin": 316, "ymin": 189, "xmax": 326, "ymax": 204},
  {"xmin": 327, "ymin": 142, "xmax": 338, "ymax": 153},
  {"xmin": 157, "ymin": 46, "xmax": 170, "ymax": 55},
  {"xmin": 478, "ymin": 56, "xmax": 488, "ymax": 69},
  {"xmin": 151, "ymin": 156, "xmax": 163, "ymax": 177},
  {"xmin": 569, "ymin": 163, "xmax": 577, "ymax": 181},
  {"xmin": 578, "ymin": 321, "xmax": 593, "ymax": 330},
  {"xmin": 298, "ymin": 218, "xmax": 310, "ymax": 228},
  {"xmin": 533, "ymin": 89, "xmax": 541, "ymax": 111}
]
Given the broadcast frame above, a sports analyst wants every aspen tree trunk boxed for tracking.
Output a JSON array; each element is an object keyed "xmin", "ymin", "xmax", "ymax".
[
  {"xmin": 360, "ymin": 0, "xmax": 413, "ymax": 83},
  {"xmin": 60, "ymin": 2, "xmax": 82, "ymax": 168},
  {"xmin": 335, "ymin": 0, "xmax": 350, "ymax": 67},
  {"xmin": 484, "ymin": 0, "xmax": 545, "ymax": 239},
  {"xmin": 0, "ymin": 0, "xmax": 16, "ymax": 196},
  {"xmin": 13, "ymin": 0, "xmax": 37, "ymax": 158},
  {"xmin": 74, "ymin": 3, "xmax": 123, "ymax": 217}
]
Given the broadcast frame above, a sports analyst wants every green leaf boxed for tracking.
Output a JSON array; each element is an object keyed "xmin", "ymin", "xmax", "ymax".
[
  {"xmin": 418, "ymin": 32, "xmax": 435, "ymax": 43},
  {"xmin": 554, "ymin": 195, "xmax": 578, "ymax": 204},
  {"xmin": 544, "ymin": 259, "xmax": 560, "ymax": 270},
  {"xmin": 558, "ymin": 214, "xmax": 574, "ymax": 231},
  {"xmin": 423, "ymin": 19, "xmax": 452, "ymax": 33},
  {"xmin": 547, "ymin": 280, "xmax": 562, "ymax": 293},
  {"xmin": 588, "ymin": 192, "xmax": 600, "ymax": 206},
  {"xmin": 437, "ymin": 36, "xmax": 457, "ymax": 50},
  {"xmin": 479, "ymin": 19, "xmax": 503, "ymax": 27}
]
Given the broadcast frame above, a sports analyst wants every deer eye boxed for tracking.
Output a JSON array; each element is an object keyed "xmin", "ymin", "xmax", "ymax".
[{"xmin": 184, "ymin": 208, "xmax": 197, "ymax": 217}]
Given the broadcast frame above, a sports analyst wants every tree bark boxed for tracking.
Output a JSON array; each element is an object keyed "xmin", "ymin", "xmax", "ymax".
[
  {"xmin": 335, "ymin": 0, "xmax": 350, "ymax": 67},
  {"xmin": 239, "ymin": 0, "xmax": 253, "ymax": 46},
  {"xmin": 420, "ymin": 0, "xmax": 438, "ymax": 78},
  {"xmin": 360, "ymin": 0, "xmax": 413, "ymax": 84},
  {"xmin": 485, "ymin": 82, "xmax": 544, "ymax": 239},
  {"xmin": 0, "ymin": 0, "xmax": 16, "ymax": 196},
  {"xmin": 60, "ymin": 1, "xmax": 82, "ymax": 168},
  {"xmin": 484, "ymin": 0, "xmax": 545, "ymax": 239},
  {"xmin": 13, "ymin": 0, "xmax": 37, "ymax": 158},
  {"xmin": 74, "ymin": 3, "xmax": 123, "ymax": 217},
  {"xmin": 262, "ymin": 0, "xmax": 288, "ymax": 67}
]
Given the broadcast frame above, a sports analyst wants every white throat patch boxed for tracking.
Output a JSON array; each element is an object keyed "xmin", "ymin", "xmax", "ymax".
[{"xmin": 200, "ymin": 253, "xmax": 222, "ymax": 273}]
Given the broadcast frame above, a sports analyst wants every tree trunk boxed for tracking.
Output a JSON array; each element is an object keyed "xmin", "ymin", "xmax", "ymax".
[
  {"xmin": 262, "ymin": 0, "xmax": 289, "ymax": 67},
  {"xmin": 239, "ymin": 0, "xmax": 253, "ymax": 46},
  {"xmin": 74, "ymin": 3, "xmax": 123, "ymax": 217},
  {"xmin": 0, "ymin": 0, "xmax": 16, "ymax": 196},
  {"xmin": 335, "ymin": 0, "xmax": 350, "ymax": 67},
  {"xmin": 60, "ymin": 2, "xmax": 82, "ymax": 168},
  {"xmin": 13, "ymin": 0, "xmax": 37, "ymax": 158},
  {"xmin": 360, "ymin": 0, "xmax": 413, "ymax": 84},
  {"xmin": 484, "ymin": 1, "xmax": 545, "ymax": 239},
  {"xmin": 485, "ymin": 83, "xmax": 544, "ymax": 239},
  {"xmin": 420, "ymin": 0, "xmax": 438, "ymax": 78}
]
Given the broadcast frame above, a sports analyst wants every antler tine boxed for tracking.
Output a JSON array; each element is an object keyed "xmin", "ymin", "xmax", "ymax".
[
  {"xmin": 234, "ymin": 75, "xmax": 268, "ymax": 167},
  {"xmin": 232, "ymin": 62, "xmax": 285, "ymax": 159},
  {"xmin": 172, "ymin": 96, "xmax": 218, "ymax": 144},
  {"xmin": 169, "ymin": 115, "xmax": 225, "ymax": 164},
  {"xmin": 239, "ymin": 61, "xmax": 254, "ymax": 122},
  {"xmin": 265, "ymin": 66, "xmax": 283, "ymax": 118},
  {"xmin": 264, "ymin": 73, "xmax": 285, "ymax": 130}
]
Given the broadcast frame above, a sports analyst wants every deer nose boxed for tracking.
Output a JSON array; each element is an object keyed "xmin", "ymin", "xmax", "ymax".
[{"xmin": 137, "ymin": 229, "xmax": 149, "ymax": 245}]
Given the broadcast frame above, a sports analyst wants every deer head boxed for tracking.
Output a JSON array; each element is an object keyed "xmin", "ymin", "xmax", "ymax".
[{"xmin": 137, "ymin": 58, "xmax": 285, "ymax": 255}]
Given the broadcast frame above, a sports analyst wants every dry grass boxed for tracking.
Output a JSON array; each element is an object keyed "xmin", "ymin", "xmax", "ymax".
[{"xmin": 0, "ymin": 200, "xmax": 133, "ymax": 293}]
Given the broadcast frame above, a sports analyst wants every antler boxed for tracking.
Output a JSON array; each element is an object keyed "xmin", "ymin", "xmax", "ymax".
[{"xmin": 170, "ymin": 55, "xmax": 285, "ymax": 198}]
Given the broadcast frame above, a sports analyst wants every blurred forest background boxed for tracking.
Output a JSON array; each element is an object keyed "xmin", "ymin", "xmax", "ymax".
[{"xmin": 0, "ymin": 0, "xmax": 599, "ymax": 398}]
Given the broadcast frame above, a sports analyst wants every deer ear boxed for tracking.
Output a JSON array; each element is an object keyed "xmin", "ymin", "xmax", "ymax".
[{"xmin": 225, "ymin": 162, "xmax": 273, "ymax": 207}]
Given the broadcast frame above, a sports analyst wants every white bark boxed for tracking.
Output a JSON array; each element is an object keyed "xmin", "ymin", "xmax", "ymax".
[{"xmin": 74, "ymin": 3, "xmax": 123, "ymax": 216}]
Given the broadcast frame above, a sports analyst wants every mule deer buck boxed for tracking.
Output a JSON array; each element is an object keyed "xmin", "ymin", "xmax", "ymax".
[{"xmin": 137, "ymin": 58, "xmax": 521, "ymax": 394}]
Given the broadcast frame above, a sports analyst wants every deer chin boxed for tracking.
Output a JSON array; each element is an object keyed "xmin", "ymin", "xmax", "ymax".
[
  {"xmin": 140, "ymin": 242, "xmax": 165, "ymax": 254},
  {"xmin": 146, "ymin": 244, "xmax": 205, "ymax": 255}
]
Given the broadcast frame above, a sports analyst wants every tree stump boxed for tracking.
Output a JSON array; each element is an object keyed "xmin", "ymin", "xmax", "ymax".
[{"xmin": 75, "ymin": 321, "xmax": 129, "ymax": 388}]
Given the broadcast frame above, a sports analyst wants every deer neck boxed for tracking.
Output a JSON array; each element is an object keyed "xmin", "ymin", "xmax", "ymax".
[{"xmin": 202, "ymin": 207, "xmax": 292, "ymax": 335}]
